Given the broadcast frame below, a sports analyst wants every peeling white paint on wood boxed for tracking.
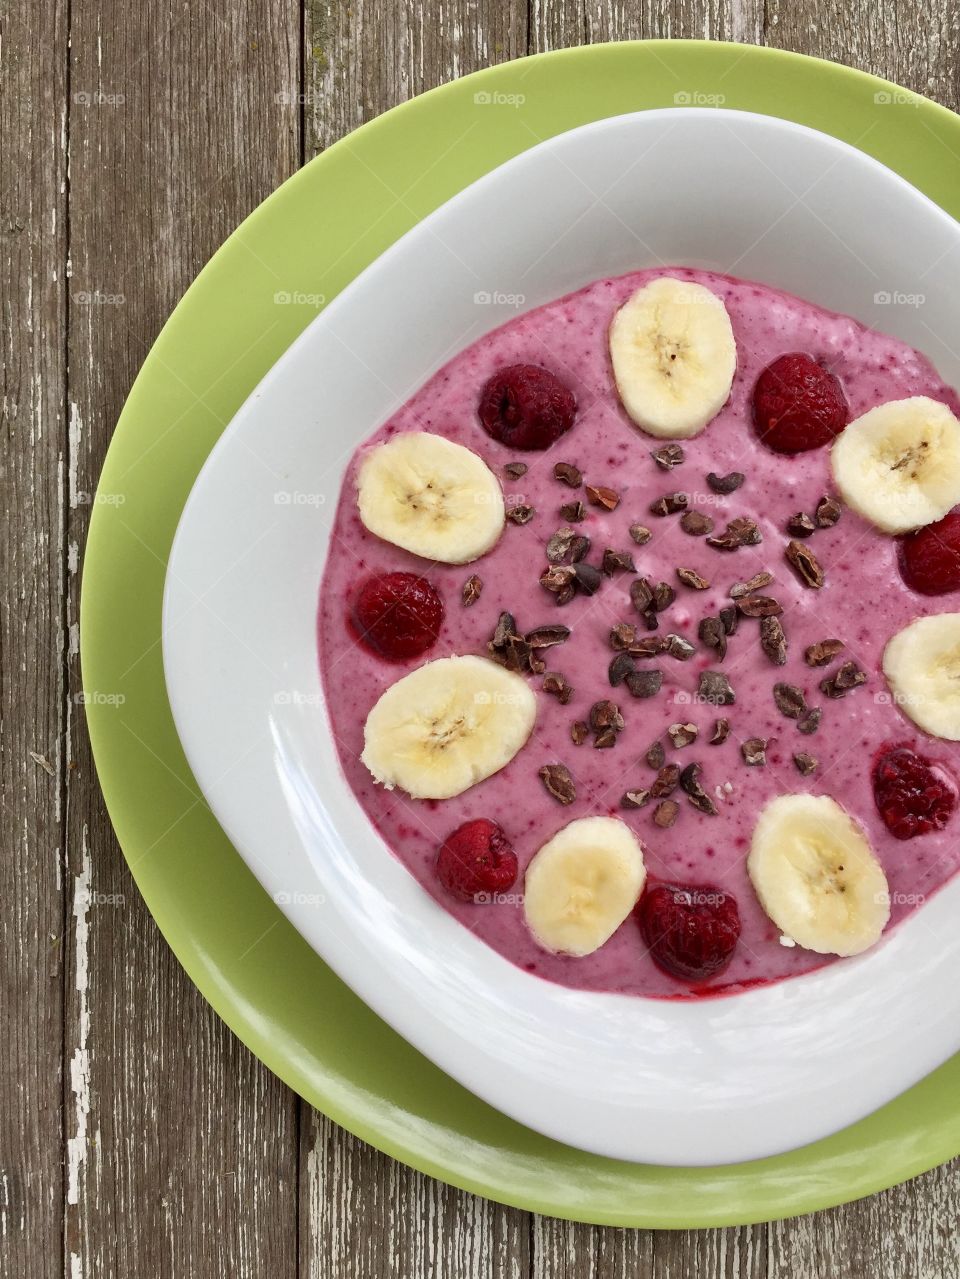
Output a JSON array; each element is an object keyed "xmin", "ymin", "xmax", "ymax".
[{"xmin": 6, "ymin": 0, "xmax": 960, "ymax": 1274}]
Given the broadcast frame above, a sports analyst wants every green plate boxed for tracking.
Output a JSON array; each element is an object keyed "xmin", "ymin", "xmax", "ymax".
[{"xmin": 82, "ymin": 41, "xmax": 960, "ymax": 1227}]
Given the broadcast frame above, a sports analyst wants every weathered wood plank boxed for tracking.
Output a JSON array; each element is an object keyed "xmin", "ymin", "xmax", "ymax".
[
  {"xmin": 305, "ymin": 0, "xmax": 528, "ymax": 156},
  {"xmin": 61, "ymin": 1, "xmax": 303, "ymax": 1274},
  {"xmin": 301, "ymin": 1109, "xmax": 530, "ymax": 1278},
  {"xmin": 0, "ymin": 0, "xmax": 69, "ymax": 1275}
]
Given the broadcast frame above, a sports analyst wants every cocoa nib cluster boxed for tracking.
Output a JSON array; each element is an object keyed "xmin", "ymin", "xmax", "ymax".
[{"xmin": 487, "ymin": 610, "xmax": 570, "ymax": 676}]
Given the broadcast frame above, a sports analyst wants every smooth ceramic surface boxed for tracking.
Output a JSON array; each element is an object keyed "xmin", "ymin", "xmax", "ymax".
[
  {"xmin": 82, "ymin": 41, "xmax": 960, "ymax": 1224},
  {"xmin": 161, "ymin": 108, "xmax": 960, "ymax": 1166}
]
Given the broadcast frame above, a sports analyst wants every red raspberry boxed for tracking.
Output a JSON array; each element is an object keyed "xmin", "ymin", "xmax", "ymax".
[
  {"xmin": 478, "ymin": 363, "xmax": 577, "ymax": 451},
  {"xmin": 352, "ymin": 572, "xmax": 444, "ymax": 661},
  {"xmin": 637, "ymin": 882, "xmax": 741, "ymax": 982},
  {"xmin": 436, "ymin": 819, "xmax": 518, "ymax": 903},
  {"xmin": 873, "ymin": 744, "xmax": 957, "ymax": 840},
  {"xmin": 752, "ymin": 353, "xmax": 848, "ymax": 454},
  {"xmin": 899, "ymin": 511, "xmax": 960, "ymax": 595}
]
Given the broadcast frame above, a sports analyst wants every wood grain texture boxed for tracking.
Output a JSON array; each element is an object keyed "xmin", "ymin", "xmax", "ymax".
[
  {"xmin": 1, "ymin": 0, "xmax": 69, "ymax": 1275},
  {"xmin": 4, "ymin": 0, "xmax": 960, "ymax": 1273},
  {"xmin": 59, "ymin": 1, "xmax": 302, "ymax": 1275}
]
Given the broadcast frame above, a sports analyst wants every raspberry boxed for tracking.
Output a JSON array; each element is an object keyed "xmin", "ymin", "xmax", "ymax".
[
  {"xmin": 899, "ymin": 511, "xmax": 960, "ymax": 595},
  {"xmin": 436, "ymin": 819, "xmax": 518, "ymax": 902},
  {"xmin": 478, "ymin": 364, "xmax": 577, "ymax": 451},
  {"xmin": 637, "ymin": 882, "xmax": 741, "ymax": 982},
  {"xmin": 752, "ymin": 353, "xmax": 848, "ymax": 454},
  {"xmin": 873, "ymin": 744, "xmax": 957, "ymax": 840},
  {"xmin": 352, "ymin": 572, "xmax": 444, "ymax": 661}
]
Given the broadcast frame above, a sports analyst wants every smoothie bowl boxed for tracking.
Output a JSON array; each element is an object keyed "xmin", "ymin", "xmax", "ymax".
[{"xmin": 163, "ymin": 110, "xmax": 960, "ymax": 1164}]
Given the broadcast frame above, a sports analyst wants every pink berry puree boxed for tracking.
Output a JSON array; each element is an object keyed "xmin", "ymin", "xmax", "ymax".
[{"xmin": 317, "ymin": 267, "xmax": 960, "ymax": 999}]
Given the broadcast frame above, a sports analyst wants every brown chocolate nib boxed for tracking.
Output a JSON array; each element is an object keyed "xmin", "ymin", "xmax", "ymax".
[
  {"xmin": 506, "ymin": 503, "xmax": 535, "ymax": 525},
  {"xmin": 820, "ymin": 660, "xmax": 866, "ymax": 698},
  {"xmin": 651, "ymin": 763, "xmax": 680, "ymax": 798},
  {"xmin": 610, "ymin": 621, "xmax": 637, "ymax": 651},
  {"xmin": 710, "ymin": 718, "xmax": 730, "ymax": 744},
  {"xmin": 797, "ymin": 707, "xmax": 822, "ymax": 735},
  {"xmin": 629, "ymin": 523, "xmax": 653, "ymax": 545},
  {"xmin": 668, "ymin": 722, "xmax": 698, "ymax": 748},
  {"xmin": 786, "ymin": 512, "xmax": 816, "ymax": 538},
  {"xmin": 729, "ymin": 571, "xmax": 773, "ymax": 598},
  {"xmin": 559, "ymin": 500, "xmax": 585, "ymax": 522},
  {"xmin": 652, "ymin": 443, "xmax": 685, "ymax": 469},
  {"xmin": 706, "ymin": 471, "xmax": 745, "ymax": 494},
  {"xmin": 504, "ymin": 461, "xmax": 528, "ymax": 479},
  {"xmin": 794, "ymin": 752, "xmax": 818, "ymax": 775},
  {"xmin": 760, "ymin": 615, "xmax": 787, "ymax": 666},
  {"xmin": 785, "ymin": 538, "xmax": 825, "ymax": 588},
  {"xmin": 679, "ymin": 761, "xmax": 718, "ymax": 815},
  {"xmin": 698, "ymin": 615, "xmax": 727, "ymax": 661},
  {"xmin": 736, "ymin": 594, "xmax": 782, "ymax": 618},
  {"xmin": 815, "ymin": 495, "xmax": 842, "ymax": 528},
  {"xmin": 461, "ymin": 574, "xmax": 483, "ymax": 607},
  {"xmin": 553, "ymin": 461, "xmax": 582, "ymax": 487},
  {"xmin": 741, "ymin": 737, "xmax": 768, "ymax": 766},
  {"xmin": 621, "ymin": 788, "xmax": 651, "ymax": 809},
  {"xmin": 804, "ymin": 638, "xmax": 844, "ymax": 667},
  {"xmin": 677, "ymin": 567, "xmax": 711, "ymax": 591},
  {"xmin": 773, "ymin": 682, "xmax": 806, "ymax": 719},
  {"xmin": 680, "ymin": 511, "xmax": 714, "ymax": 536},
  {"xmin": 707, "ymin": 517, "xmax": 762, "ymax": 551},
  {"xmin": 570, "ymin": 720, "xmax": 589, "ymax": 746},
  {"xmin": 649, "ymin": 491, "xmax": 688, "ymax": 516},
  {"xmin": 646, "ymin": 740, "xmax": 666, "ymax": 770},
  {"xmin": 653, "ymin": 800, "xmax": 680, "ymax": 828},
  {"xmin": 602, "ymin": 547, "xmax": 637, "ymax": 576},
  {"xmin": 586, "ymin": 484, "xmax": 620, "ymax": 511},
  {"xmin": 542, "ymin": 671, "xmax": 574, "ymax": 704},
  {"xmin": 699, "ymin": 670, "xmax": 735, "ymax": 705},
  {"xmin": 625, "ymin": 669, "xmax": 663, "ymax": 699},
  {"xmin": 539, "ymin": 763, "xmax": 576, "ymax": 804}
]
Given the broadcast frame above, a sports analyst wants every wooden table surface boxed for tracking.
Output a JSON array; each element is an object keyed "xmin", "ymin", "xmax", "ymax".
[{"xmin": 5, "ymin": 1, "xmax": 960, "ymax": 1275}]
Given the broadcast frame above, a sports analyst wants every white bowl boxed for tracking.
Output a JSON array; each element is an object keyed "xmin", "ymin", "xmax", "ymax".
[{"xmin": 163, "ymin": 109, "xmax": 960, "ymax": 1166}]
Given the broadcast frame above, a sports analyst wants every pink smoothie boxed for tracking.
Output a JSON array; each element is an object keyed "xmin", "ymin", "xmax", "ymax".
[{"xmin": 317, "ymin": 267, "xmax": 960, "ymax": 1000}]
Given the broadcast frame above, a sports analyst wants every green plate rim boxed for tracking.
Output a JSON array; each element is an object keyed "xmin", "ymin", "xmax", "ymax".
[{"xmin": 82, "ymin": 40, "xmax": 960, "ymax": 1227}]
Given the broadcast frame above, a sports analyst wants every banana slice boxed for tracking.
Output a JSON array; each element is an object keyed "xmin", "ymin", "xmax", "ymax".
[
  {"xmin": 883, "ymin": 613, "xmax": 960, "ymax": 740},
  {"xmin": 361, "ymin": 655, "xmax": 536, "ymax": 799},
  {"xmin": 357, "ymin": 432, "xmax": 504, "ymax": 564},
  {"xmin": 830, "ymin": 397, "xmax": 960, "ymax": 533},
  {"xmin": 609, "ymin": 277, "xmax": 737, "ymax": 438},
  {"xmin": 523, "ymin": 816, "xmax": 646, "ymax": 956},
  {"xmin": 748, "ymin": 794, "xmax": 889, "ymax": 957}
]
